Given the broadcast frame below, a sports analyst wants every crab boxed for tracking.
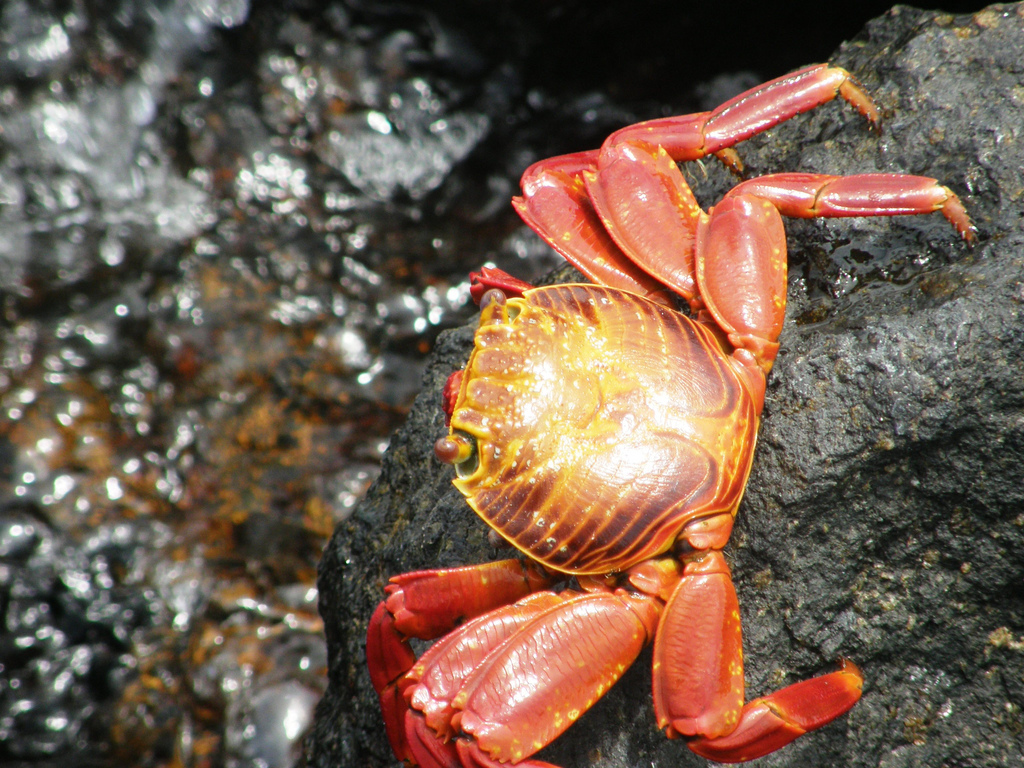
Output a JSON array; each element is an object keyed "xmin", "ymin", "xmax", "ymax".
[{"xmin": 366, "ymin": 63, "xmax": 975, "ymax": 767}]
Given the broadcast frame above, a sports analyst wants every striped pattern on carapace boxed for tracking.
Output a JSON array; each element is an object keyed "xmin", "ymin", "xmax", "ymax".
[{"xmin": 447, "ymin": 283, "xmax": 759, "ymax": 575}]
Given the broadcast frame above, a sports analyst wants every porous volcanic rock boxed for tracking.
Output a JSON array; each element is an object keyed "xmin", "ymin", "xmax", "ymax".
[{"xmin": 308, "ymin": 5, "xmax": 1024, "ymax": 767}]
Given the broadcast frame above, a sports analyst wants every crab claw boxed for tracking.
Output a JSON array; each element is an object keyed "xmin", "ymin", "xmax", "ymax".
[
  {"xmin": 366, "ymin": 603, "xmax": 417, "ymax": 763},
  {"xmin": 469, "ymin": 267, "xmax": 534, "ymax": 304},
  {"xmin": 440, "ymin": 370, "xmax": 464, "ymax": 426}
]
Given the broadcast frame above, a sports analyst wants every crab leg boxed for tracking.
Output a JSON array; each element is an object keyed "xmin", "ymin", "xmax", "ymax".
[
  {"xmin": 604, "ymin": 63, "xmax": 877, "ymax": 166},
  {"xmin": 512, "ymin": 151, "xmax": 673, "ymax": 303},
  {"xmin": 582, "ymin": 163, "xmax": 973, "ymax": 376},
  {"xmin": 407, "ymin": 592, "xmax": 567, "ymax": 736},
  {"xmin": 510, "ymin": 64, "xmax": 878, "ymax": 302},
  {"xmin": 652, "ymin": 550, "xmax": 863, "ymax": 762},
  {"xmin": 694, "ymin": 193, "xmax": 788, "ymax": 378},
  {"xmin": 723, "ymin": 172, "xmax": 976, "ymax": 241},
  {"xmin": 652, "ymin": 551, "xmax": 746, "ymax": 740},
  {"xmin": 446, "ymin": 590, "xmax": 661, "ymax": 767},
  {"xmin": 687, "ymin": 660, "xmax": 864, "ymax": 763},
  {"xmin": 367, "ymin": 603, "xmax": 420, "ymax": 762},
  {"xmin": 405, "ymin": 714, "xmax": 561, "ymax": 768},
  {"xmin": 583, "ymin": 149, "xmax": 793, "ymax": 381},
  {"xmin": 402, "ymin": 592, "xmax": 569, "ymax": 768},
  {"xmin": 584, "ymin": 142, "xmax": 708, "ymax": 305},
  {"xmin": 366, "ymin": 560, "xmax": 556, "ymax": 762},
  {"xmin": 387, "ymin": 586, "xmax": 660, "ymax": 768},
  {"xmin": 375, "ymin": 560, "xmax": 555, "ymax": 640}
]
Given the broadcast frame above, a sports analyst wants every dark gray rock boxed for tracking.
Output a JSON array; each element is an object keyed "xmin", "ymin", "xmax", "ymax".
[{"xmin": 308, "ymin": 5, "xmax": 1024, "ymax": 767}]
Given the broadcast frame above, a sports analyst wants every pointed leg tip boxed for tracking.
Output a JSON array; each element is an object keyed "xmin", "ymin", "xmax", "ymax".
[
  {"xmin": 837, "ymin": 656, "xmax": 864, "ymax": 682},
  {"xmin": 939, "ymin": 193, "xmax": 977, "ymax": 244}
]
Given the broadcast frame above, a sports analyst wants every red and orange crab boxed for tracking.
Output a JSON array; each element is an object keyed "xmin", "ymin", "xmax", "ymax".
[{"xmin": 367, "ymin": 64, "xmax": 974, "ymax": 766}]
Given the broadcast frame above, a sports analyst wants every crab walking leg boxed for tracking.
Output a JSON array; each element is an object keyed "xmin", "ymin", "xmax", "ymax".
[
  {"xmin": 651, "ymin": 551, "xmax": 746, "ymax": 741},
  {"xmin": 447, "ymin": 590, "xmax": 661, "ymax": 767},
  {"xmin": 400, "ymin": 593, "xmax": 570, "ymax": 768},
  {"xmin": 510, "ymin": 64, "xmax": 881, "ymax": 307},
  {"xmin": 724, "ymin": 172, "xmax": 977, "ymax": 241},
  {"xmin": 686, "ymin": 659, "xmax": 864, "ymax": 763},
  {"xmin": 582, "ymin": 146, "xmax": 792, "ymax": 372},
  {"xmin": 652, "ymin": 552, "xmax": 864, "ymax": 762},
  {"xmin": 584, "ymin": 142, "xmax": 708, "ymax": 306},
  {"xmin": 366, "ymin": 560, "xmax": 556, "ymax": 762},
  {"xmin": 604, "ymin": 63, "xmax": 878, "ymax": 168},
  {"xmin": 694, "ymin": 193, "xmax": 788, "ymax": 377},
  {"xmin": 512, "ymin": 151, "xmax": 673, "ymax": 303},
  {"xmin": 378, "ymin": 560, "xmax": 556, "ymax": 640}
]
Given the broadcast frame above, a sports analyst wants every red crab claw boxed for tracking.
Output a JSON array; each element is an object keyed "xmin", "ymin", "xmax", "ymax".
[
  {"xmin": 401, "ymin": 592, "xmax": 569, "ymax": 768},
  {"xmin": 469, "ymin": 267, "xmax": 535, "ymax": 304},
  {"xmin": 458, "ymin": 742, "xmax": 562, "ymax": 768},
  {"xmin": 367, "ymin": 602, "xmax": 419, "ymax": 762}
]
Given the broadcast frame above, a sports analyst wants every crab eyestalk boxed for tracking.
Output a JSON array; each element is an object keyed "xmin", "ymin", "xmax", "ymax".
[{"xmin": 434, "ymin": 432, "xmax": 477, "ymax": 477}]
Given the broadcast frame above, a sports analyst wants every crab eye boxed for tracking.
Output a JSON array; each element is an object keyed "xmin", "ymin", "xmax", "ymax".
[{"xmin": 434, "ymin": 431, "xmax": 479, "ymax": 478}]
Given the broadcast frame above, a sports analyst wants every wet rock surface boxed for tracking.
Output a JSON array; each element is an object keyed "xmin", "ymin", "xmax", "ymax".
[{"xmin": 312, "ymin": 5, "xmax": 1024, "ymax": 768}]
